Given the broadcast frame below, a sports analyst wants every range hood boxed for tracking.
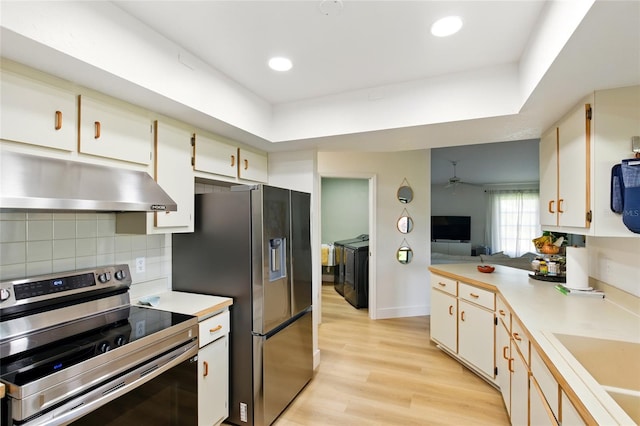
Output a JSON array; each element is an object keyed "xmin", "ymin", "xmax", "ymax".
[{"xmin": 0, "ymin": 151, "xmax": 178, "ymax": 212}]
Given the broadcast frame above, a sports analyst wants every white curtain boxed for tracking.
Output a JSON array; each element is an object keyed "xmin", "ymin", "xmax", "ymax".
[{"xmin": 485, "ymin": 189, "xmax": 541, "ymax": 257}]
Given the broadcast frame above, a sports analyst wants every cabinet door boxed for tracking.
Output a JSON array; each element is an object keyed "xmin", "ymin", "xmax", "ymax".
[
  {"xmin": 540, "ymin": 127, "xmax": 559, "ymax": 227},
  {"xmin": 510, "ymin": 345, "xmax": 529, "ymax": 426},
  {"xmin": 238, "ymin": 148, "xmax": 268, "ymax": 182},
  {"xmin": 561, "ymin": 391, "xmax": 586, "ymax": 426},
  {"xmin": 496, "ymin": 319, "xmax": 511, "ymax": 415},
  {"xmin": 154, "ymin": 120, "xmax": 194, "ymax": 229},
  {"xmin": 193, "ymin": 133, "xmax": 238, "ymax": 178},
  {"xmin": 531, "ymin": 377, "xmax": 559, "ymax": 425},
  {"xmin": 1, "ymin": 69, "xmax": 76, "ymax": 151},
  {"xmin": 458, "ymin": 299, "xmax": 495, "ymax": 377},
  {"xmin": 557, "ymin": 103, "xmax": 590, "ymax": 227},
  {"xmin": 79, "ymin": 94, "xmax": 152, "ymax": 165},
  {"xmin": 199, "ymin": 336, "xmax": 229, "ymax": 426},
  {"xmin": 430, "ymin": 288, "xmax": 457, "ymax": 352}
]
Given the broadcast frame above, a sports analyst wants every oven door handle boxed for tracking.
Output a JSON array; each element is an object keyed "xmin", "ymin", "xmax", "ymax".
[{"xmin": 27, "ymin": 341, "xmax": 198, "ymax": 426}]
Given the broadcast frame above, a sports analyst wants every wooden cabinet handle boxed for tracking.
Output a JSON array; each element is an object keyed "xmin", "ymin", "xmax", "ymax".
[
  {"xmin": 448, "ymin": 305, "xmax": 454, "ymax": 316},
  {"xmin": 460, "ymin": 311, "xmax": 465, "ymax": 322},
  {"xmin": 548, "ymin": 200, "xmax": 555, "ymax": 214},
  {"xmin": 508, "ymin": 358, "xmax": 514, "ymax": 373},
  {"xmin": 503, "ymin": 345, "xmax": 509, "ymax": 360},
  {"xmin": 469, "ymin": 293, "xmax": 479, "ymax": 298},
  {"xmin": 438, "ymin": 282, "xmax": 447, "ymax": 287},
  {"xmin": 55, "ymin": 111, "xmax": 62, "ymax": 130},
  {"xmin": 209, "ymin": 325, "xmax": 223, "ymax": 333},
  {"xmin": 94, "ymin": 121, "xmax": 101, "ymax": 139},
  {"xmin": 558, "ymin": 199, "xmax": 564, "ymax": 213},
  {"xmin": 498, "ymin": 309, "xmax": 506, "ymax": 317},
  {"xmin": 230, "ymin": 155, "xmax": 235, "ymax": 167},
  {"xmin": 513, "ymin": 332, "xmax": 522, "ymax": 341},
  {"xmin": 203, "ymin": 360, "xmax": 209, "ymax": 377},
  {"xmin": 244, "ymin": 159, "xmax": 249, "ymax": 170}
]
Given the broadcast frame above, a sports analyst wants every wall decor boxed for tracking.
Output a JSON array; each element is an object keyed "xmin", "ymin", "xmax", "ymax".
[
  {"xmin": 397, "ymin": 208, "xmax": 413, "ymax": 233},
  {"xmin": 397, "ymin": 238, "xmax": 413, "ymax": 264},
  {"xmin": 397, "ymin": 178, "xmax": 413, "ymax": 203}
]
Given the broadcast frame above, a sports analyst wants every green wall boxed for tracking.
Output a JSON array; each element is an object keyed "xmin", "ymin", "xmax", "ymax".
[{"xmin": 321, "ymin": 178, "xmax": 368, "ymax": 244}]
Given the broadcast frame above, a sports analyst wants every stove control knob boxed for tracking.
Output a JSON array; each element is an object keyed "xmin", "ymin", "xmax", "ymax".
[
  {"xmin": 0, "ymin": 288, "xmax": 10, "ymax": 302},
  {"xmin": 98, "ymin": 272, "xmax": 111, "ymax": 283},
  {"xmin": 114, "ymin": 335, "xmax": 127, "ymax": 346},
  {"xmin": 98, "ymin": 341, "xmax": 111, "ymax": 353},
  {"xmin": 115, "ymin": 270, "xmax": 127, "ymax": 281}
]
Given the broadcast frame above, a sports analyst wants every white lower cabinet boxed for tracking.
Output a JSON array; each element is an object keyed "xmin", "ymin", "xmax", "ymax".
[
  {"xmin": 510, "ymin": 344, "xmax": 529, "ymax": 426},
  {"xmin": 531, "ymin": 377, "xmax": 558, "ymax": 425},
  {"xmin": 197, "ymin": 311, "xmax": 230, "ymax": 426},
  {"xmin": 430, "ymin": 273, "xmax": 495, "ymax": 381},
  {"xmin": 458, "ymin": 298, "xmax": 495, "ymax": 377},
  {"xmin": 561, "ymin": 391, "xmax": 585, "ymax": 426},
  {"xmin": 430, "ymin": 286, "xmax": 457, "ymax": 352},
  {"xmin": 496, "ymin": 297, "xmax": 511, "ymax": 415}
]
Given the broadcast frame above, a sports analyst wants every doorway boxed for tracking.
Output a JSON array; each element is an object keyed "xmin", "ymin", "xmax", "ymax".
[{"xmin": 318, "ymin": 174, "xmax": 376, "ymax": 322}]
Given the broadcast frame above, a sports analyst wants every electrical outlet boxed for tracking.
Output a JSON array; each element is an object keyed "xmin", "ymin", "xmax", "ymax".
[{"xmin": 136, "ymin": 257, "xmax": 145, "ymax": 273}]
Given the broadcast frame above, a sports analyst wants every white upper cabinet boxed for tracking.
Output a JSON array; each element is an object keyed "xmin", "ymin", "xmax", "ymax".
[
  {"xmin": 539, "ymin": 99, "xmax": 591, "ymax": 229},
  {"xmin": 153, "ymin": 120, "xmax": 194, "ymax": 230},
  {"xmin": 238, "ymin": 148, "xmax": 268, "ymax": 182},
  {"xmin": 192, "ymin": 131, "xmax": 268, "ymax": 183},
  {"xmin": 540, "ymin": 85, "xmax": 640, "ymax": 236},
  {"xmin": 192, "ymin": 132, "xmax": 238, "ymax": 178},
  {"xmin": 1, "ymin": 66, "xmax": 77, "ymax": 152},
  {"xmin": 78, "ymin": 94, "xmax": 152, "ymax": 165}
]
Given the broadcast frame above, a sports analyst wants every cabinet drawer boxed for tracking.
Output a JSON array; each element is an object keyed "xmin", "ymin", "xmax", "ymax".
[
  {"xmin": 459, "ymin": 282, "xmax": 494, "ymax": 310},
  {"xmin": 431, "ymin": 273, "xmax": 456, "ymax": 296},
  {"xmin": 496, "ymin": 295, "xmax": 510, "ymax": 329},
  {"xmin": 511, "ymin": 316, "xmax": 529, "ymax": 364},
  {"xmin": 199, "ymin": 310, "xmax": 230, "ymax": 348}
]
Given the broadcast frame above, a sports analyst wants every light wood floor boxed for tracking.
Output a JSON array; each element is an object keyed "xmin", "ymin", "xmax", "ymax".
[{"xmin": 274, "ymin": 284, "xmax": 510, "ymax": 426}]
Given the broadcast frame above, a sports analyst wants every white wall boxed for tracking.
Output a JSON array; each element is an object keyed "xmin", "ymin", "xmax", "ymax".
[
  {"xmin": 587, "ymin": 236, "xmax": 640, "ymax": 297},
  {"xmin": 321, "ymin": 178, "xmax": 369, "ymax": 244},
  {"xmin": 319, "ymin": 150, "xmax": 430, "ymax": 319}
]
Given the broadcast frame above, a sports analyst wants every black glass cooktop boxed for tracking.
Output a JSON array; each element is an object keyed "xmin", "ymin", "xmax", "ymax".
[{"xmin": 0, "ymin": 306, "xmax": 194, "ymax": 386}]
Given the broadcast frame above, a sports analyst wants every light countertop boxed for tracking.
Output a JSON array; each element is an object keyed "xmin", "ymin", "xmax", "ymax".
[
  {"xmin": 429, "ymin": 263, "xmax": 640, "ymax": 425},
  {"xmin": 132, "ymin": 290, "xmax": 232, "ymax": 320}
]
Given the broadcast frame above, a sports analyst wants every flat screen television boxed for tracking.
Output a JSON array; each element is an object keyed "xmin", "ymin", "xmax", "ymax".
[{"xmin": 431, "ymin": 216, "xmax": 471, "ymax": 242}]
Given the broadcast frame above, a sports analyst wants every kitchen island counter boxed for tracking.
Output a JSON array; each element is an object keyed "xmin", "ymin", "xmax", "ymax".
[{"xmin": 429, "ymin": 263, "xmax": 640, "ymax": 425}]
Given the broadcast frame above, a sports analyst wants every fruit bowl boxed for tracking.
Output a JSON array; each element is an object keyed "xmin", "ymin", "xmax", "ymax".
[{"xmin": 477, "ymin": 265, "xmax": 495, "ymax": 273}]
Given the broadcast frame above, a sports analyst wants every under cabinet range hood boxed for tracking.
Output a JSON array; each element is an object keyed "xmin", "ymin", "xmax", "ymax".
[{"xmin": 0, "ymin": 151, "xmax": 177, "ymax": 212}]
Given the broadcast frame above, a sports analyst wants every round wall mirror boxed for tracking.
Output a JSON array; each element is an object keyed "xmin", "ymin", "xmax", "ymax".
[
  {"xmin": 397, "ymin": 246, "xmax": 413, "ymax": 264},
  {"xmin": 397, "ymin": 216, "xmax": 413, "ymax": 234},
  {"xmin": 397, "ymin": 186, "xmax": 413, "ymax": 203}
]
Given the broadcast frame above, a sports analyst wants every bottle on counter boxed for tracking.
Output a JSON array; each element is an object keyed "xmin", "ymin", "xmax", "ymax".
[
  {"xmin": 547, "ymin": 259, "xmax": 558, "ymax": 276},
  {"xmin": 531, "ymin": 257, "xmax": 542, "ymax": 273},
  {"xmin": 539, "ymin": 260, "xmax": 548, "ymax": 275}
]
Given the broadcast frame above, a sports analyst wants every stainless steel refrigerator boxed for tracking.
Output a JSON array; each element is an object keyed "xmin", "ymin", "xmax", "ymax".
[{"xmin": 172, "ymin": 185, "xmax": 313, "ymax": 426}]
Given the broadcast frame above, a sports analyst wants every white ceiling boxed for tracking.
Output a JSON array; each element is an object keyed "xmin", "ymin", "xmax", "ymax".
[
  {"xmin": 113, "ymin": 1, "xmax": 545, "ymax": 105},
  {"xmin": 1, "ymin": 1, "xmax": 639, "ymax": 153}
]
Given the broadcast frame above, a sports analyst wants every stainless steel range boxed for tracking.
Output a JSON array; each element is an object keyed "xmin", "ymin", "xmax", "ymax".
[{"xmin": 0, "ymin": 265, "xmax": 199, "ymax": 426}]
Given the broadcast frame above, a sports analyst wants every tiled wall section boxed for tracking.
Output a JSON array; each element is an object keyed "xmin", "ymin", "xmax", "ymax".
[{"xmin": 0, "ymin": 212, "xmax": 171, "ymax": 284}]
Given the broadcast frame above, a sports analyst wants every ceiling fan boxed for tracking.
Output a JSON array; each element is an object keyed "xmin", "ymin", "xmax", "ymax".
[{"xmin": 445, "ymin": 161, "xmax": 480, "ymax": 190}]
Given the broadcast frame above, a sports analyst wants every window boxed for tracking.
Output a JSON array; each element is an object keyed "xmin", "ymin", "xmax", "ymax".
[{"xmin": 486, "ymin": 190, "xmax": 540, "ymax": 257}]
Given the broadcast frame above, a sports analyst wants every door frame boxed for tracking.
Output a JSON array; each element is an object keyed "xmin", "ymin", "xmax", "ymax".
[{"xmin": 317, "ymin": 172, "xmax": 377, "ymax": 321}]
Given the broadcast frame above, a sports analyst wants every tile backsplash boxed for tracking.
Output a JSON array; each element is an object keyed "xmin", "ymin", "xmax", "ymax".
[{"xmin": 0, "ymin": 212, "xmax": 171, "ymax": 284}]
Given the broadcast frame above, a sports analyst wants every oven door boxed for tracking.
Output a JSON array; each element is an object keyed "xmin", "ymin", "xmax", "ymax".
[
  {"xmin": 70, "ymin": 354, "xmax": 198, "ymax": 426},
  {"xmin": 2, "ymin": 344, "xmax": 198, "ymax": 426}
]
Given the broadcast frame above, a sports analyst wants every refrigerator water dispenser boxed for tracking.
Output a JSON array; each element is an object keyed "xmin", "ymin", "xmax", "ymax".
[{"xmin": 269, "ymin": 238, "xmax": 287, "ymax": 281}]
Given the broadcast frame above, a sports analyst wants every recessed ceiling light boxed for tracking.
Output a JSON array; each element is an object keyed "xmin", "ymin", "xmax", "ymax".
[
  {"xmin": 268, "ymin": 57, "xmax": 293, "ymax": 72},
  {"xmin": 431, "ymin": 16, "xmax": 463, "ymax": 37}
]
